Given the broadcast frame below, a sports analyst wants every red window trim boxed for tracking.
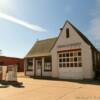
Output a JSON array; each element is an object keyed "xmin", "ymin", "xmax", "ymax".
[{"xmin": 57, "ymin": 48, "xmax": 81, "ymax": 53}]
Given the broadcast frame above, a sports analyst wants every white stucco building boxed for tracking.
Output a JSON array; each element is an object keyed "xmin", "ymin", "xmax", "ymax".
[{"xmin": 24, "ymin": 21, "xmax": 100, "ymax": 80}]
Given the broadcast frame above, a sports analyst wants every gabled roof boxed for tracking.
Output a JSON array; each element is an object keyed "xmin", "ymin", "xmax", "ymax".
[
  {"xmin": 25, "ymin": 20, "xmax": 99, "ymax": 58},
  {"xmin": 51, "ymin": 20, "xmax": 98, "ymax": 52},
  {"xmin": 66, "ymin": 21, "xmax": 98, "ymax": 51},
  {"xmin": 25, "ymin": 37, "xmax": 57, "ymax": 58}
]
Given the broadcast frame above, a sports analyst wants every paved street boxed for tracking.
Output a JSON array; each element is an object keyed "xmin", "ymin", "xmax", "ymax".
[{"xmin": 0, "ymin": 78, "xmax": 100, "ymax": 100}]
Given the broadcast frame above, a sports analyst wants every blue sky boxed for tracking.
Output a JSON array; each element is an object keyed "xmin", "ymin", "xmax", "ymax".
[{"xmin": 0, "ymin": 0, "xmax": 100, "ymax": 58}]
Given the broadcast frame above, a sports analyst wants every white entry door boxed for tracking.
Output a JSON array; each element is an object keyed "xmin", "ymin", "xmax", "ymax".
[{"xmin": 36, "ymin": 60, "xmax": 42, "ymax": 76}]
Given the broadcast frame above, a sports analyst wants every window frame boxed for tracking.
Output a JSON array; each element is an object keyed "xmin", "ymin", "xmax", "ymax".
[
  {"xmin": 27, "ymin": 58, "xmax": 33, "ymax": 71},
  {"xmin": 44, "ymin": 56, "xmax": 52, "ymax": 72},
  {"xmin": 58, "ymin": 49, "xmax": 82, "ymax": 68}
]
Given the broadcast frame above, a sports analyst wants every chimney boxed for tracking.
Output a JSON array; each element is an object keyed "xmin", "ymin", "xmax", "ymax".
[{"xmin": 60, "ymin": 28, "xmax": 63, "ymax": 31}]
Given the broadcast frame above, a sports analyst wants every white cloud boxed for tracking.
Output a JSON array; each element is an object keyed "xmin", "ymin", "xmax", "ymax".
[{"xmin": 0, "ymin": 12, "xmax": 46, "ymax": 32}]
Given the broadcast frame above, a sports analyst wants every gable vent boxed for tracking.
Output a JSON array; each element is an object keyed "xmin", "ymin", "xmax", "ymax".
[{"xmin": 66, "ymin": 28, "xmax": 69, "ymax": 38}]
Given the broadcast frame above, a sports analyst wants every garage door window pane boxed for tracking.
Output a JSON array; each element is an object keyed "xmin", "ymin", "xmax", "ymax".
[{"xmin": 58, "ymin": 49, "xmax": 82, "ymax": 68}]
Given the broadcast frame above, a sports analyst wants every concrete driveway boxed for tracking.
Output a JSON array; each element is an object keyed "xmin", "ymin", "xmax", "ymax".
[{"xmin": 0, "ymin": 78, "xmax": 100, "ymax": 100}]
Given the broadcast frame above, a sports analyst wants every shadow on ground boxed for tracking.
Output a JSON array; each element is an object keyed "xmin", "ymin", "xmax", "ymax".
[
  {"xmin": 0, "ymin": 81, "xmax": 24, "ymax": 88},
  {"xmin": 31, "ymin": 76, "xmax": 100, "ymax": 86}
]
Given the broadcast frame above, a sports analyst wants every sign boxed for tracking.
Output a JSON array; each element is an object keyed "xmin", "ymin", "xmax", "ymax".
[{"xmin": 57, "ymin": 43, "xmax": 81, "ymax": 48}]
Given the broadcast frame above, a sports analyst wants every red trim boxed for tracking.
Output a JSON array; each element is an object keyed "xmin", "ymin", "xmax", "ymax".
[{"xmin": 57, "ymin": 49, "xmax": 81, "ymax": 53}]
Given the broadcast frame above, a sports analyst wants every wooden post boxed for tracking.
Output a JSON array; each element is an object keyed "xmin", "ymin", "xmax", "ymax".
[{"xmin": 42, "ymin": 57, "xmax": 44, "ymax": 77}]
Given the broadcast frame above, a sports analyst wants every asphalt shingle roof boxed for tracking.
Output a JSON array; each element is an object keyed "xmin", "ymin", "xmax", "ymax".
[{"xmin": 26, "ymin": 37, "xmax": 57, "ymax": 57}]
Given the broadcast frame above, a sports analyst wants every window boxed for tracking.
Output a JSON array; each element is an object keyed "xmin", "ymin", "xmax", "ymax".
[
  {"xmin": 70, "ymin": 52, "xmax": 73, "ymax": 56},
  {"xmin": 27, "ymin": 58, "xmax": 33, "ymax": 71},
  {"xmin": 66, "ymin": 53, "xmax": 69, "ymax": 57},
  {"xmin": 44, "ymin": 63, "xmax": 52, "ymax": 71},
  {"xmin": 66, "ymin": 28, "xmax": 69, "ymax": 38},
  {"xmin": 59, "ymin": 59, "xmax": 62, "ymax": 62},
  {"xmin": 59, "ymin": 63, "xmax": 63, "ymax": 68},
  {"xmin": 66, "ymin": 58, "xmax": 69, "ymax": 62},
  {"xmin": 63, "ymin": 58, "xmax": 66, "ymax": 62},
  {"xmin": 67, "ymin": 63, "xmax": 69, "ymax": 67},
  {"xmin": 59, "ymin": 54, "xmax": 62, "ymax": 57},
  {"xmin": 74, "ymin": 63, "xmax": 77, "ymax": 67},
  {"xmin": 44, "ymin": 56, "xmax": 52, "ymax": 71},
  {"xmin": 71, "ymin": 63, "xmax": 73, "ymax": 67},
  {"xmin": 78, "ymin": 51, "xmax": 81, "ymax": 56},
  {"xmin": 58, "ymin": 49, "xmax": 82, "ymax": 68},
  {"xmin": 74, "ymin": 57, "xmax": 77, "ymax": 62}
]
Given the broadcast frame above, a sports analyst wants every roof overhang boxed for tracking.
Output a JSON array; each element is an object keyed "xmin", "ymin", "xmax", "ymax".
[{"xmin": 25, "ymin": 53, "xmax": 51, "ymax": 58}]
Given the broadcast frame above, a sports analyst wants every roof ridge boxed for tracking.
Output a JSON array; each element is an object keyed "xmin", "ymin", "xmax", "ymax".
[
  {"xmin": 0, "ymin": 56, "xmax": 23, "ymax": 59},
  {"xmin": 37, "ymin": 37, "xmax": 58, "ymax": 42}
]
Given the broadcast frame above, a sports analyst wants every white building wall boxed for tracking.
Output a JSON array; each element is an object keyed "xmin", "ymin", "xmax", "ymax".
[
  {"xmin": 42, "ymin": 71, "xmax": 52, "ymax": 77},
  {"xmin": 82, "ymin": 43, "xmax": 95, "ymax": 79},
  {"xmin": 51, "ymin": 22, "xmax": 94, "ymax": 79}
]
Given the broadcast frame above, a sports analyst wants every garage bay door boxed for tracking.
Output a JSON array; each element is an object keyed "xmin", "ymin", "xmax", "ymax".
[{"xmin": 58, "ymin": 49, "xmax": 83, "ymax": 79}]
